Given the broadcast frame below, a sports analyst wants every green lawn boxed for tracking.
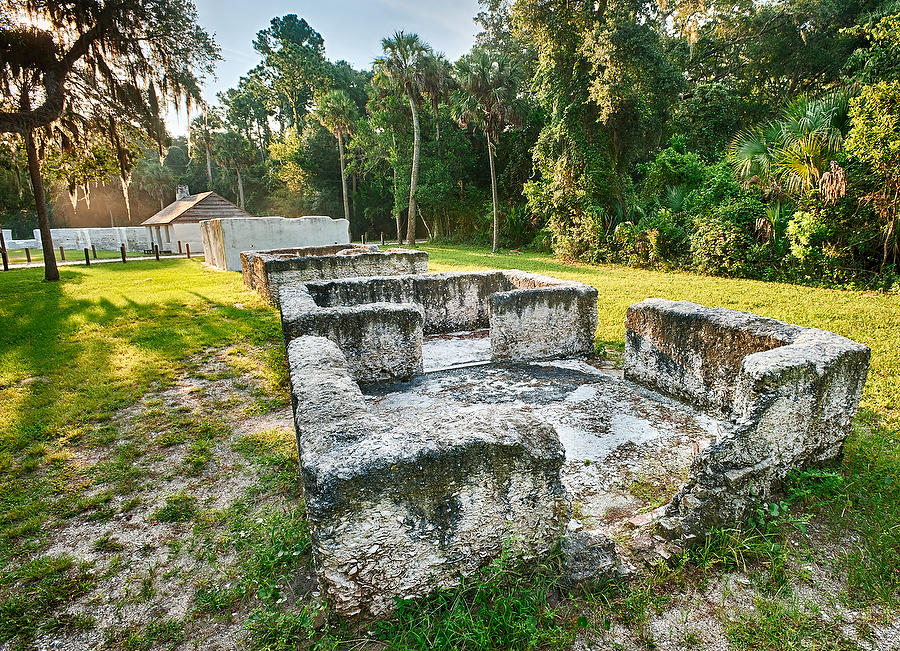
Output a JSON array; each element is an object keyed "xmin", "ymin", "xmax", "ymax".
[
  {"xmin": 3, "ymin": 247, "xmax": 135, "ymax": 265},
  {"xmin": 0, "ymin": 246, "xmax": 897, "ymax": 648}
]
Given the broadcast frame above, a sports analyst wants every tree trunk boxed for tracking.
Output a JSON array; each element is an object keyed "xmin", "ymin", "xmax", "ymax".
[
  {"xmin": 351, "ymin": 172, "xmax": 357, "ymax": 223},
  {"xmin": 434, "ymin": 102, "xmax": 441, "ymax": 158},
  {"xmin": 392, "ymin": 132, "xmax": 402, "ymax": 244},
  {"xmin": 205, "ymin": 145, "xmax": 213, "ymax": 188},
  {"xmin": 120, "ymin": 174, "xmax": 133, "ymax": 222},
  {"xmin": 487, "ymin": 134, "xmax": 500, "ymax": 254},
  {"xmin": 407, "ymin": 93, "xmax": 421, "ymax": 246},
  {"xmin": 236, "ymin": 167, "xmax": 245, "ymax": 209},
  {"xmin": 337, "ymin": 132, "xmax": 350, "ymax": 224},
  {"xmin": 24, "ymin": 128, "xmax": 59, "ymax": 281}
]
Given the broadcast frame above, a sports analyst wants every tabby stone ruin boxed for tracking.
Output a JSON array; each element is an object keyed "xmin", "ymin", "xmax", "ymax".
[{"xmin": 263, "ymin": 246, "xmax": 870, "ymax": 623}]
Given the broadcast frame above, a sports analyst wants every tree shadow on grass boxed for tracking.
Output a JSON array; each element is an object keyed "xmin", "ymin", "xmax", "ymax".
[{"xmin": 0, "ymin": 268, "xmax": 279, "ymax": 455}]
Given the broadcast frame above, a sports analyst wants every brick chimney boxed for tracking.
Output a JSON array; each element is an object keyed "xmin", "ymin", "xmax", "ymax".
[{"xmin": 176, "ymin": 185, "xmax": 190, "ymax": 200}]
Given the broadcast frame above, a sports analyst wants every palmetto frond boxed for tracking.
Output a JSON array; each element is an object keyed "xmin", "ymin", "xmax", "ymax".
[
  {"xmin": 731, "ymin": 89, "xmax": 853, "ymax": 200},
  {"xmin": 375, "ymin": 31, "xmax": 433, "ymax": 100},
  {"xmin": 313, "ymin": 89, "xmax": 357, "ymax": 138}
]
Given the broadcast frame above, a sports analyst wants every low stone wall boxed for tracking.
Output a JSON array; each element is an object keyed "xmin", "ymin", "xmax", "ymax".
[
  {"xmin": 624, "ymin": 299, "xmax": 870, "ymax": 543},
  {"xmin": 283, "ymin": 270, "xmax": 598, "ymax": 383},
  {"xmin": 29, "ymin": 227, "xmax": 150, "ymax": 252},
  {"xmin": 280, "ymin": 283, "xmax": 424, "ymax": 383},
  {"xmin": 303, "ymin": 271, "xmax": 510, "ymax": 334},
  {"xmin": 288, "ymin": 335, "xmax": 570, "ymax": 621},
  {"xmin": 241, "ymin": 244, "xmax": 428, "ymax": 305},
  {"xmin": 202, "ymin": 216, "xmax": 351, "ymax": 271},
  {"xmin": 491, "ymin": 271, "xmax": 599, "ymax": 362}
]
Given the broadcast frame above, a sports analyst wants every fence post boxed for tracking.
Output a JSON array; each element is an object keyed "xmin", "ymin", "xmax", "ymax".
[
  {"xmin": 120, "ymin": 244, "xmax": 127, "ymax": 263},
  {"xmin": 381, "ymin": 232, "xmax": 385, "ymax": 246},
  {"xmin": 178, "ymin": 240, "xmax": 182, "ymax": 254},
  {"xmin": 186, "ymin": 243, "xmax": 191, "ymax": 259},
  {"xmin": 59, "ymin": 246, "xmax": 66, "ymax": 261},
  {"xmin": 154, "ymin": 244, "xmax": 160, "ymax": 261},
  {"xmin": 25, "ymin": 248, "xmax": 31, "ymax": 264},
  {"xmin": 83, "ymin": 248, "xmax": 90, "ymax": 266},
  {"xmin": 91, "ymin": 244, "xmax": 97, "ymax": 259}
]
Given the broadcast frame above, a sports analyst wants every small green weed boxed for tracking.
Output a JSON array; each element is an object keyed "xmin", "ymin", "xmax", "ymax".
[
  {"xmin": 152, "ymin": 493, "xmax": 197, "ymax": 523},
  {"xmin": 726, "ymin": 597, "xmax": 855, "ymax": 650},
  {"xmin": 0, "ymin": 555, "xmax": 95, "ymax": 642}
]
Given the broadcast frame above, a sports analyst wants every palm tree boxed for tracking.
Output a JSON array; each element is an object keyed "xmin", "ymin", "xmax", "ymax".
[
  {"xmin": 214, "ymin": 131, "xmax": 255, "ymax": 209},
  {"xmin": 452, "ymin": 49, "xmax": 522, "ymax": 253},
  {"xmin": 191, "ymin": 108, "xmax": 222, "ymax": 189},
  {"xmin": 730, "ymin": 90, "xmax": 851, "ymax": 200},
  {"xmin": 376, "ymin": 31, "xmax": 433, "ymax": 246},
  {"xmin": 421, "ymin": 54, "xmax": 453, "ymax": 156},
  {"xmin": 313, "ymin": 90, "xmax": 358, "ymax": 224}
]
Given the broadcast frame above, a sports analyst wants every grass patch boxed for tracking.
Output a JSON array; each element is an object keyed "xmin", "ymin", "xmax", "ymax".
[
  {"xmin": 726, "ymin": 597, "xmax": 855, "ymax": 650},
  {"xmin": 194, "ymin": 503, "xmax": 311, "ymax": 615},
  {"xmin": 0, "ymin": 554, "xmax": 95, "ymax": 642},
  {"xmin": 374, "ymin": 549, "xmax": 579, "ymax": 650},
  {"xmin": 104, "ymin": 618, "xmax": 185, "ymax": 650},
  {"xmin": 152, "ymin": 492, "xmax": 197, "ymax": 523}
]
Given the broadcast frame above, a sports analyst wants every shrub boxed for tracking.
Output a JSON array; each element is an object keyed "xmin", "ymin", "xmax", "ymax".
[
  {"xmin": 641, "ymin": 147, "xmax": 706, "ymax": 200},
  {"xmin": 690, "ymin": 195, "xmax": 765, "ymax": 276}
]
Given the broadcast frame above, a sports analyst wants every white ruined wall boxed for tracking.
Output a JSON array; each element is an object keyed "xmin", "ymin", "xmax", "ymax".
[
  {"xmin": 2, "ymin": 228, "xmax": 40, "ymax": 249},
  {"xmin": 29, "ymin": 227, "xmax": 150, "ymax": 252},
  {"xmin": 203, "ymin": 216, "xmax": 350, "ymax": 271},
  {"xmin": 171, "ymin": 223, "xmax": 203, "ymax": 253}
]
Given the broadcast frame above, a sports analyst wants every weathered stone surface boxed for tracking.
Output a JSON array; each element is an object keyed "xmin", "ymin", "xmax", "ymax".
[
  {"xmin": 491, "ymin": 271, "xmax": 598, "ymax": 362},
  {"xmin": 559, "ymin": 529, "xmax": 622, "ymax": 587},
  {"xmin": 304, "ymin": 271, "xmax": 509, "ymax": 334},
  {"xmin": 624, "ymin": 299, "xmax": 870, "ymax": 543},
  {"xmin": 288, "ymin": 336, "xmax": 571, "ymax": 622},
  {"xmin": 279, "ymin": 284, "xmax": 423, "ymax": 384},
  {"xmin": 292, "ymin": 270, "xmax": 598, "ymax": 380},
  {"xmin": 241, "ymin": 244, "xmax": 428, "ymax": 305}
]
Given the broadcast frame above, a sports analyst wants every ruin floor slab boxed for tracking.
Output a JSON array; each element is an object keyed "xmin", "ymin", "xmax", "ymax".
[
  {"xmin": 421, "ymin": 329, "xmax": 491, "ymax": 372},
  {"xmin": 364, "ymin": 354, "xmax": 728, "ymax": 548}
]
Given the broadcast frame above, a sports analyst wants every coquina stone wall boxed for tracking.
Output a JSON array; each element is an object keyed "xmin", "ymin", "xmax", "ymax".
[
  {"xmin": 241, "ymin": 244, "xmax": 428, "ymax": 304},
  {"xmin": 281, "ymin": 270, "xmax": 598, "ymax": 383},
  {"xmin": 624, "ymin": 299, "xmax": 870, "ymax": 543},
  {"xmin": 288, "ymin": 335, "xmax": 570, "ymax": 621}
]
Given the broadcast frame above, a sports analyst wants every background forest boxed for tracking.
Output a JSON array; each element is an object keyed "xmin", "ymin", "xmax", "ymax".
[{"xmin": 2, "ymin": 0, "xmax": 899, "ymax": 289}]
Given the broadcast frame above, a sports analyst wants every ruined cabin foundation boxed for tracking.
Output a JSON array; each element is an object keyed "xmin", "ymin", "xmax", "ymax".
[{"xmin": 249, "ymin": 245, "xmax": 870, "ymax": 623}]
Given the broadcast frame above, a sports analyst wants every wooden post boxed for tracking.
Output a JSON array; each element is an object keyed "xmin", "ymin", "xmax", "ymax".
[
  {"xmin": 154, "ymin": 244, "xmax": 160, "ymax": 261},
  {"xmin": 59, "ymin": 246, "xmax": 65, "ymax": 261},
  {"xmin": 381, "ymin": 232, "xmax": 385, "ymax": 246},
  {"xmin": 362, "ymin": 232, "xmax": 366, "ymax": 244},
  {"xmin": 186, "ymin": 243, "xmax": 191, "ymax": 259},
  {"xmin": 177, "ymin": 240, "xmax": 182, "ymax": 254},
  {"xmin": 120, "ymin": 244, "xmax": 127, "ymax": 263},
  {"xmin": 91, "ymin": 244, "xmax": 97, "ymax": 259},
  {"xmin": 83, "ymin": 248, "xmax": 90, "ymax": 266},
  {"xmin": 25, "ymin": 248, "xmax": 31, "ymax": 264}
]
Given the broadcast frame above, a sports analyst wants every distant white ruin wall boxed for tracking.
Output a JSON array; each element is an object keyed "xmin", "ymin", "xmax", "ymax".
[
  {"xmin": 201, "ymin": 216, "xmax": 350, "ymax": 271},
  {"xmin": 19, "ymin": 227, "xmax": 152, "ymax": 252}
]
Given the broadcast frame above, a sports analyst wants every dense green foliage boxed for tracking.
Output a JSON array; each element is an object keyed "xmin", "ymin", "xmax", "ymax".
[{"xmin": 1, "ymin": 0, "xmax": 899, "ymax": 288}]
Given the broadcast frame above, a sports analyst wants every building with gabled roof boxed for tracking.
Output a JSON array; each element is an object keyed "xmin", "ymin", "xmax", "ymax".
[{"xmin": 141, "ymin": 186, "xmax": 253, "ymax": 253}]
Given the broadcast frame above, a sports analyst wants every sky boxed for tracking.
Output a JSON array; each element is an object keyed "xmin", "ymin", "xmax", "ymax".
[{"xmin": 166, "ymin": 0, "xmax": 482, "ymax": 134}]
